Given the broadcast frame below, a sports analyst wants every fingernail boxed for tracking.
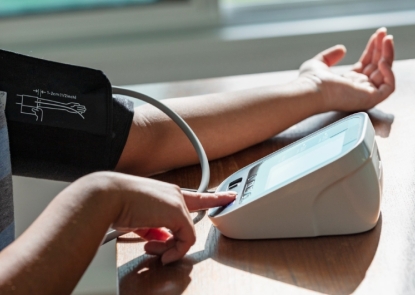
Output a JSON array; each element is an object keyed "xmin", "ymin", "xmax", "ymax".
[{"xmin": 216, "ymin": 191, "xmax": 237, "ymax": 196}]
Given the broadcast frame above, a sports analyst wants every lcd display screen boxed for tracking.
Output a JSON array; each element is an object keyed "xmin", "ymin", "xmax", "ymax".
[{"xmin": 264, "ymin": 131, "xmax": 345, "ymax": 190}]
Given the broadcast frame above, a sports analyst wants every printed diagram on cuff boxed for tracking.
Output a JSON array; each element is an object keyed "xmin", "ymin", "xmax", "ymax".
[{"xmin": 16, "ymin": 94, "xmax": 87, "ymax": 122}]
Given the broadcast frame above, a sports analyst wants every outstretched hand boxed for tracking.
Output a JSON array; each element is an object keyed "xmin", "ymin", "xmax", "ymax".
[{"xmin": 299, "ymin": 27, "xmax": 395, "ymax": 112}]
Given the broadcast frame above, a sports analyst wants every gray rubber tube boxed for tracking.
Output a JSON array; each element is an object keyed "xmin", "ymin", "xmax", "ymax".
[{"xmin": 102, "ymin": 86, "xmax": 210, "ymax": 244}]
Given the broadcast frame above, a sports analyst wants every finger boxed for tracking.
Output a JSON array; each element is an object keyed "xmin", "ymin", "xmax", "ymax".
[
  {"xmin": 378, "ymin": 59, "xmax": 395, "ymax": 99},
  {"xmin": 370, "ymin": 33, "xmax": 394, "ymax": 87},
  {"xmin": 161, "ymin": 223, "xmax": 196, "ymax": 265},
  {"xmin": 313, "ymin": 45, "xmax": 346, "ymax": 67},
  {"xmin": 381, "ymin": 35, "xmax": 394, "ymax": 67},
  {"xmin": 134, "ymin": 228, "xmax": 172, "ymax": 241},
  {"xmin": 363, "ymin": 28, "xmax": 387, "ymax": 77},
  {"xmin": 371, "ymin": 28, "xmax": 387, "ymax": 66},
  {"xmin": 355, "ymin": 27, "xmax": 386, "ymax": 73},
  {"xmin": 360, "ymin": 29, "xmax": 380, "ymax": 64},
  {"xmin": 144, "ymin": 238, "xmax": 176, "ymax": 256},
  {"xmin": 181, "ymin": 190, "xmax": 237, "ymax": 212}
]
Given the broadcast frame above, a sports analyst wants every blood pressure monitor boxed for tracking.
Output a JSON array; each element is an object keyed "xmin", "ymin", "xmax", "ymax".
[{"xmin": 209, "ymin": 112, "xmax": 382, "ymax": 239}]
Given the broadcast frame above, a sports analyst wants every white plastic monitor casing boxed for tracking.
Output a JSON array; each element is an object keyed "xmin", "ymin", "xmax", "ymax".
[{"xmin": 208, "ymin": 112, "xmax": 382, "ymax": 239}]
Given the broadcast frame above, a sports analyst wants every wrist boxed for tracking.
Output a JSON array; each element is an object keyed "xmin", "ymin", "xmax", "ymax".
[
  {"xmin": 291, "ymin": 76, "xmax": 329, "ymax": 114},
  {"xmin": 74, "ymin": 172, "xmax": 125, "ymax": 226}
]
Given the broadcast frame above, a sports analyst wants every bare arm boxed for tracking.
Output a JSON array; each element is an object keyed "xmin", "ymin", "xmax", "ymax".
[
  {"xmin": 116, "ymin": 80, "xmax": 322, "ymax": 176},
  {"xmin": 0, "ymin": 172, "xmax": 235, "ymax": 295},
  {"xmin": 115, "ymin": 28, "xmax": 394, "ymax": 177}
]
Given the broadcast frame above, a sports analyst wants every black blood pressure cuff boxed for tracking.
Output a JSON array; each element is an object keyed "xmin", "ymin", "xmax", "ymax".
[{"xmin": 0, "ymin": 49, "xmax": 134, "ymax": 182}]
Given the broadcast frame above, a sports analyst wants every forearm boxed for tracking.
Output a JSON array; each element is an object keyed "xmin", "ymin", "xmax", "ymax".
[
  {"xmin": 0, "ymin": 173, "xmax": 120, "ymax": 295},
  {"xmin": 116, "ymin": 78, "xmax": 324, "ymax": 176}
]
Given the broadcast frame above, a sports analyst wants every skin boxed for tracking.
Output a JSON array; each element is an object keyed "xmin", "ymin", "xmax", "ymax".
[{"xmin": 0, "ymin": 28, "xmax": 394, "ymax": 295}]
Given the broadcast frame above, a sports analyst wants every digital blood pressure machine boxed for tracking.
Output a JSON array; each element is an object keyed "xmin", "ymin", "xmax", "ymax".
[{"xmin": 208, "ymin": 112, "xmax": 382, "ymax": 239}]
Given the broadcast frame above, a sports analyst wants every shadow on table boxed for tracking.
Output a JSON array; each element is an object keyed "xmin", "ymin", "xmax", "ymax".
[
  {"xmin": 118, "ymin": 215, "xmax": 382, "ymax": 295},
  {"xmin": 118, "ymin": 253, "xmax": 194, "ymax": 295},
  {"xmin": 276, "ymin": 109, "xmax": 394, "ymax": 142},
  {"xmin": 209, "ymin": 214, "xmax": 382, "ymax": 295}
]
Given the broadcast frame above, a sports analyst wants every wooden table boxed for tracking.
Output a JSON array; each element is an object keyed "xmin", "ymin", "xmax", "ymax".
[{"xmin": 117, "ymin": 59, "xmax": 415, "ymax": 295}]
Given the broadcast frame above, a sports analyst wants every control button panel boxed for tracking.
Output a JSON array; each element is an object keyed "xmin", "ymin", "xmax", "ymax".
[{"xmin": 240, "ymin": 163, "xmax": 261, "ymax": 204}]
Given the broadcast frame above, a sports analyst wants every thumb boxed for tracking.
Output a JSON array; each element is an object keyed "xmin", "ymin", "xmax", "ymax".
[
  {"xmin": 314, "ymin": 44, "xmax": 346, "ymax": 67},
  {"xmin": 181, "ymin": 190, "xmax": 237, "ymax": 212}
]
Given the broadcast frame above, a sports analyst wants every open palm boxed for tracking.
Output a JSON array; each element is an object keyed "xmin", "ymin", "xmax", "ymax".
[{"xmin": 299, "ymin": 27, "xmax": 395, "ymax": 112}]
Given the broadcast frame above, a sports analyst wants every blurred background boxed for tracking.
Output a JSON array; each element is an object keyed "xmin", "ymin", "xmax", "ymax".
[{"xmin": 1, "ymin": 0, "xmax": 414, "ymax": 86}]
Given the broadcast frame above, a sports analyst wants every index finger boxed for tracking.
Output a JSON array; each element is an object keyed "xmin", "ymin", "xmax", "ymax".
[
  {"xmin": 182, "ymin": 190, "xmax": 237, "ymax": 212},
  {"xmin": 360, "ymin": 31, "xmax": 377, "ymax": 66}
]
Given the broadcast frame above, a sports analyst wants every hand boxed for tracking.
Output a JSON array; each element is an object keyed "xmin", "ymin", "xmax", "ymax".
[
  {"xmin": 134, "ymin": 189, "xmax": 237, "ymax": 259},
  {"xmin": 298, "ymin": 27, "xmax": 395, "ymax": 112},
  {"xmin": 31, "ymin": 107, "xmax": 43, "ymax": 121},
  {"xmin": 104, "ymin": 173, "xmax": 236, "ymax": 265},
  {"xmin": 66, "ymin": 102, "xmax": 87, "ymax": 114}
]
